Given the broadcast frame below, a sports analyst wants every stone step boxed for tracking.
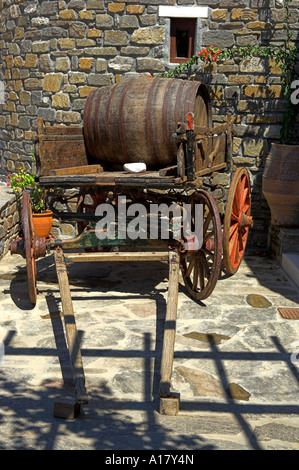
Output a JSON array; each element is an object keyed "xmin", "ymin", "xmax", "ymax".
[{"xmin": 281, "ymin": 252, "xmax": 299, "ymax": 288}]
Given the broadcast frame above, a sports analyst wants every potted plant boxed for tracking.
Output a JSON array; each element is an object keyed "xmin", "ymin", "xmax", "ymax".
[
  {"xmin": 160, "ymin": 0, "xmax": 299, "ymax": 227},
  {"xmin": 7, "ymin": 161, "xmax": 53, "ymax": 238}
]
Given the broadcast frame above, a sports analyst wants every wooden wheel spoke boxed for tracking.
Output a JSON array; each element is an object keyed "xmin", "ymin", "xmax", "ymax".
[
  {"xmin": 181, "ymin": 190, "xmax": 222, "ymax": 301},
  {"xmin": 229, "ymin": 222, "xmax": 238, "ymax": 240},
  {"xmin": 238, "ymin": 230, "xmax": 244, "ymax": 253},
  {"xmin": 242, "ymin": 202, "xmax": 250, "ymax": 214},
  {"xmin": 203, "ymin": 228, "xmax": 215, "ymax": 244},
  {"xmin": 240, "ymin": 186, "xmax": 249, "ymax": 210},
  {"xmin": 192, "ymin": 257, "xmax": 199, "ymax": 291},
  {"xmin": 198, "ymin": 258, "xmax": 205, "ymax": 291},
  {"xmin": 185, "ymin": 254, "xmax": 196, "ymax": 278},
  {"xmin": 203, "ymin": 210, "xmax": 212, "ymax": 235}
]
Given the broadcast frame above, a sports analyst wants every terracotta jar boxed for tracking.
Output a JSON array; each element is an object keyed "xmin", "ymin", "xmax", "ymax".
[
  {"xmin": 262, "ymin": 143, "xmax": 299, "ymax": 227},
  {"xmin": 32, "ymin": 210, "xmax": 53, "ymax": 238}
]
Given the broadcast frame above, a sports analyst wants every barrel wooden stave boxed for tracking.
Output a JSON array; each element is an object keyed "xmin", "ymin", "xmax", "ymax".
[{"xmin": 83, "ymin": 77, "xmax": 211, "ymax": 169}]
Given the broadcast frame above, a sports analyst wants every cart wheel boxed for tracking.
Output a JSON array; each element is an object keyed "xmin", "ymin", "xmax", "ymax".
[
  {"xmin": 22, "ymin": 191, "xmax": 37, "ymax": 305},
  {"xmin": 180, "ymin": 190, "xmax": 222, "ymax": 301},
  {"xmin": 223, "ymin": 167, "xmax": 253, "ymax": 275}
]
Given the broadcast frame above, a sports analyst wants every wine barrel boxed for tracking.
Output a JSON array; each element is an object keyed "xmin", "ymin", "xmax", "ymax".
[{"xmin": 83, "ymin": 77, "xmax": 211, "ymax": 169}]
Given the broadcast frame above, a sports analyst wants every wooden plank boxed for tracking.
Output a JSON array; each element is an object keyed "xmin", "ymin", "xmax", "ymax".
[
  {"xmin": 45, "ymin": 126, "xmax": 83, "ymax": 136},
  {"xmin": 41, "ymin": 134, "xmax": 84, "ymax": 141},
  {"xmin": 159, "ymin": 393, "xmax": 180, "ymax": 416},
  {"xmin": 64, "ymin": 251, "xmax": 170, "ymax": 263},
  {"xmin": 159, "ymin": 249, "xmax": 180, "ymax": 398},
  {"xmin": 49, "ymin": 164, "xmax": 104, "ymax": 177},
  {"xmin": 39, "ymin": 137, "xmax": 88, "ymax": 177},
  {"xmin": 54, "ymin": 248, "xmax": 88, "ymax": 405},
  {"xmin": 54, "ymin": 394, "xmax": 81, "ymax": 420},
  {"xmin": 195, "ymin": 162, "xmax": 227, "ymax": 177}
]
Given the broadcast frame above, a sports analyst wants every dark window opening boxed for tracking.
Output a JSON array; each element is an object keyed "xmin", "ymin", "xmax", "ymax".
[
  {"xmin": 176, "ymin": 30, "xmax": 190, "ymax": 58},
  {"xmin": 170, "ymin": 18, "xmax": 196, "ymax": 64}
]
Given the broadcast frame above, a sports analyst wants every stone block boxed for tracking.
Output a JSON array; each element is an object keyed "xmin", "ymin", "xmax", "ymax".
[
  {"xmin": 119, "ymin": 15, "xmax": 139, "ymax": 29},
  {"xmin": 58, "ymin": 38, "xmax": 75, "ymax": 49},
  {"xmin": 231, "ymin": 8, "xmax": 257, "ymax": 21},
  {"xmin": 212, "ymin": 9, "xmax": 227, "ymax": 21},
  {"xmin": 137, "ymin": 57, "xmax": 165, "ymax": 72},
  {"xmin": 59, "ymin": 9, "xmax": 77, "ymax": 20},
  {"xmin": 52, "ymin": 92, "xmax": 70, "ymax": 109},
  {"xmin": 24, "ymin": 78, "xmax": 40, "ymax": 90},
  {"xmin": 83, "ymin": 46, "xmax": 117, "ymax": 56},
  {"xmin": 24, "ymin": 53, "xmax": 38, "ymax": 68},
  {"xmin": 108, "ymin": 3, "xmax": 125, "ymax": 13},
  {"xmin": 37, "ymin": 108, "xmax": 56, "ymax": 122},
  {"xmin": 131, "ymin": 26, "xmax": 165, "ymax": 45},
  {"xmin": 69, "ymin": 22, "xmax": 86, "ymax": 38},
  {"xmin": 79, "ymin": 58, "xmax": 94, "ymax": 70},
  {"xmin": 55, "ymin": 57, "xmax": 71, "ymax": 72},
  {"xmin": 69, "ymin": 0, "xmax": 85, "ymax": 8},
  {"xmin": 86, "ymin": 0, "xmax": 104, "ymax": 9},
  {"xmin": 62, "ymin": 111, "xmax": 81, "ymax": 123},
  {"xmin": 32, "ymin": 41, "xmax": 50, "ymax": 53},
  {"xmin": 40, "ymin": 1, "xmax": 58, "ymax": 15},
  {"xmin": 43, "ymin": 73, "xmax": 64, "ymax": 92},
  {"xmin": 95, "ymin": 58, "xmax": 106, "ymax": 72},
  {"xmin": 95, "ymin": 14, "xmax": 114, "ymax": 27},
  {"xmin": 87, "ymin": 73, "xmax": 114, "ymax": 86},
  {"xmin": 40, "ymin": 54, "xmax": 54, "ymax": 72},
  {"xmin": 104, "ymin": 30, "xmax": 129, "ymax": 46},
  {"xmin": 79, "ymin": 86, "xmax": 95, "ymax": 97},
  {"xmin": 69, "ymin": 72, "xmax": 86, "ymax": 84},
  {"xmin": 108, "ymin": 56, "xmax": 134, "ymax": 72},
  {"xmin": 87, "ymin": 28, "xmax": 102, "ymax": 38},
  {"xmin": 79, "ymin": 10, "xmax": 95, "ymax": 20},
  {"xmin": 240, "ymin": 57, "xmax": 266, "ymax": 73},
  {"xmin": 20, "ymin": 91, "xmax": 31, "ymax": 106},
  {"xmin": 243, "ymin": 85, "xmax": 282, "ymax": 99},
  {"xmin": 127, "ymin": 5, "xmax": 145, "ymax": 14},
  {"xmin": 121, "ymin": 46, "xmax": 149, "ymax": 56},
  {"xmin": 202, "ymin": 30, "xmax": 234, "ymax": 48},
  {"xmin": 243, "ymin": 138, "xmax": 266, "ymax": 157}
]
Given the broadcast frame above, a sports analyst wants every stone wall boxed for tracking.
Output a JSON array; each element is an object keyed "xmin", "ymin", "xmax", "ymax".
[
  {"xmin": 0, "ymin": 0, "xmax": 298, "ymax": 248},
  {"xmin": 0, "ymin": 186, "xmax": 21, "ymax": 259}
]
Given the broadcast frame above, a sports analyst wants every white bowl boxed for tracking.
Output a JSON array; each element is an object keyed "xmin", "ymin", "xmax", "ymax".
[{"xmin": 123, "ymin": 163, "xmax": 147, "ymax": 173}]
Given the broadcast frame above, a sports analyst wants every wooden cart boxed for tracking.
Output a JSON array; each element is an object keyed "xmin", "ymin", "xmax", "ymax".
[{"xmin": 10, "ymin": 77, "xmax": 253, "ymax": 419}]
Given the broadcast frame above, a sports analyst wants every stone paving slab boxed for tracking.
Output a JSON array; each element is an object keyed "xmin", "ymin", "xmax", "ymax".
[{"xmin": 0, "ymin": 251, "xmax": 299, "ymax": 450}]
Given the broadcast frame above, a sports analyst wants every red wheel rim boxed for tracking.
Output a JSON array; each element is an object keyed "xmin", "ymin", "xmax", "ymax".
[{"xmin": 223, "ymin": 168, "xmax": 252, "ymax": 275}]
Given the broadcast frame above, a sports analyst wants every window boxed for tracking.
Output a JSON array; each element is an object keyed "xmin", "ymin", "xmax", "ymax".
[
  {"xmin": 170, "ymin": 18, "xmax": 196, "ymax": 63},
  {"xmin": 158, "ymin": 6, "xmax": 208, "ymax": 65}
]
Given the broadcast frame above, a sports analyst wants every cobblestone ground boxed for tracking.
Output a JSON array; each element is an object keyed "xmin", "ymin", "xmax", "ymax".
[{"xmin": 0, "ymin": 251, "xmax": 299, "ymax": 450}]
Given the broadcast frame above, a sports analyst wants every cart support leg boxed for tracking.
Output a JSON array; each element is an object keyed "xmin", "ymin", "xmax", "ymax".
[
  {"xmin": 159, "ymin": 249, "xmax": 180, "ymax": 415},
  {"xmin": 53, "ymin": 248, "xmax": 88, "ymax": 418}
]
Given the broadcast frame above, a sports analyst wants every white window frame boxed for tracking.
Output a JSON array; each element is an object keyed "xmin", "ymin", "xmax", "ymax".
[{"xmin": 158, "ymin": 6, "xmax": 209, "ymax": 66}]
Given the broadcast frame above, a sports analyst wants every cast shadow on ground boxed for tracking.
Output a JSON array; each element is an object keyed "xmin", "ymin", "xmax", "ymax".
[{"xmin": 2, "ymin": 255, "xmax": 299, "ymax": 450}]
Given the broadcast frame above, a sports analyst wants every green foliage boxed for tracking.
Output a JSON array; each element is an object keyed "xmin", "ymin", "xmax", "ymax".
[
  {"xmin": 160, "ymin": 0, "xmax": 298, "ymax": 145},
  {"xmin": 7, "ymin": 155, "xmax": 46, "ymax": 213}
]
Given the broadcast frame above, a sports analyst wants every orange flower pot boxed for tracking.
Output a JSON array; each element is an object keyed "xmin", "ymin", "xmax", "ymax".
[{"xmin": 32, "ymin": 210, "xmax": 53, "ymax": 238}]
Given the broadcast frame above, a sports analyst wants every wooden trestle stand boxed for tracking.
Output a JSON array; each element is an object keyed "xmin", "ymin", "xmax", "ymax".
[{"xmin": 52, "ymin": 247, "xmax": 181, "ymax": 419}]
